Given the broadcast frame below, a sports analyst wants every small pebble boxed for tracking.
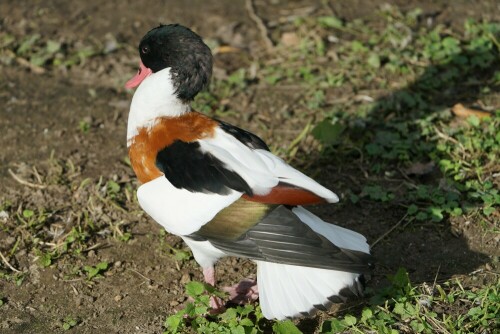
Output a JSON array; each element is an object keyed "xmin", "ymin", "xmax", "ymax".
[{"xmin": 180, "ymin": 273, "xmax": 190, "ymax": 284}]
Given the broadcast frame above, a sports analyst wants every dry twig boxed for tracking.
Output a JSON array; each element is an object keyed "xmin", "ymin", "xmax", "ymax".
[
  {"xmin": 371, "ymin": 213, "xmax": 409, "ymax": 248},
  {"xmin": 245, "ymin": 0, "xmax": 274, "ymax": 50},
  {"xmin": 8, "ymin": 168, "xmax": 47, "ymax": 189},
  {"xmin": 0, "ymin": 250, "xmax": 21, "ymax": 273}
]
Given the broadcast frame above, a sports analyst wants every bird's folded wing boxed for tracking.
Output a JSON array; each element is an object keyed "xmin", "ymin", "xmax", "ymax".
[
  {"xmin": 198, "ymin": 127, "xmax": 339, "ymax": 204},
  {"xmin": 188, "ymin": 204, "xmax": 372, "ymax": 273}
]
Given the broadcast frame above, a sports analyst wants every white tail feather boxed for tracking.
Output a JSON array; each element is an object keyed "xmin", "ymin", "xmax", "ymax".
[
  {"xmin": 256, "ymin": 261, "xmax": 362, "ymax": 320},
  {"xmin": 256, "ymin": 207, "xmax": 370, "ymax": 319}
]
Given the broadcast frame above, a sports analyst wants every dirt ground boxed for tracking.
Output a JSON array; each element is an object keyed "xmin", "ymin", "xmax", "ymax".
[{"xmin": 0, "ymin": 1, "xmax": 498, "ymax": 333}]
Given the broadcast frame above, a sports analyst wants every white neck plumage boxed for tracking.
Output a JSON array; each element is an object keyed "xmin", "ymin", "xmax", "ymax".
[{"xmin": 127, "ymin": 68, "xmax": 191, "ymax": 145}]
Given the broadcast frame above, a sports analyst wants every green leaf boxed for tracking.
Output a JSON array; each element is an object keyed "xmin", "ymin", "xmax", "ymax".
[
  {"xmin": 343, "ymin": 315, "xmax": 357, "ymax": 326},
  {"xmin": 361, "ymin": 308, "xmax": 373, "ymax": 323},
  {"xmin": 184, "ymin": 303, "xmax": 195, "ymax": 317},
  {"xmin": 239, "ymin": 318, "xmax": 254, "ymax": 327},
  {"xmin": 221, "ymin": 308, "xmax": 237, "ymax": 321},
  {"xmin": 415, "ymin": 211, "xmax": 428, "ymax": 221},
  {"xmin": 428, "ymin": 207, "xmax": 444, "ymax": 222},
  {"xmin": 185, "ymin": 281, "xmax": 205, "ymax": 297},
  {"xmin": 321, "ymin": 319, "xmax": 345, "ymax": 333},
  {"xmin": 391, "ymin": 268, "xmax": 411, "ymax": 288},
  {"xmin": 349, "ymin": 193, "xmax": 360, "ymax": 204},
  {"xmin": 96, "ymin": 261, "xmax": 108, "ymax": 270},
  {"xmin": 17, "ymin": 34, "xmax": 40, "ymax": 55},
  {"xmin": 410, "ymin": 320, "xmax": 425, "ymax": 332},
  {"xmin": 22, "ymin": 209, "xmax": 34, "ymax": 218},
  {"xmin": 467, "ymin": 115, "xmax": 480, "ymax": 127},
  {"xmin": 194, "ymin": 306, "xmax": 208, "ymax": 315},
  {"xmin": 450, "ymin": 207, "xmax": 463, "ymax": 216},
  {"xmin": 318, "ymin": 16, "xmax": 343, "ymax": 29},
  {"xmin": 351, "ymin": 40, "xmax": 368, "ymax": 52},
  {"xmin": 230, "ymin": 325, "xmax": 245, "ymax": 334},
  {"xmin": 407, "ymin": 204, "xmax": 418, "ymax": 215},
  {"xmin": 174, "ymin": 250, "xmax": 190, "ymax": 261},
  {"xmin": 483, "ymin": 206, "xmax": 495, "ymax": 216},
  {"xmin": 468, "ymin": 306, "xmax": 482, "ymax": 317},
  {"xmin": 164, "ymin": 314, "xmax": 183, "ymax": 333},
  {"xmin": 39, "ymin": 253, "xmax": 52, "ymax": 267},
  {"xmin": 46, "ymin": 40, "xmax": 61, "ymax": 54},
  {"xmin": 367, "ymin": 53, "xmax": 381, "ymax": 68},
  {"xmin": 312, "ymin": 119, "xmax": 345, "ymax": 145},
  {"xmin": 365, "ymin": 143, "xmax": 383, "ymax": 156},
  {"xmin": 273, "ymin": 320, "xmax": 302, "ymax": 334},
  {"xmin": 107, "ymin": 180, "xmax": 120, "ymax": 194},
  {"xmin": 393, "ymin": 302, "xmax": 405, "ymax": 315}
]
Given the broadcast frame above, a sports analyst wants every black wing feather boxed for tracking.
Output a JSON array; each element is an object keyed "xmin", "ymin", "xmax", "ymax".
[
  {"xmin": 217, "ymin": 120, "xmax": 270, "ymax": 151},
  {"xmin": 155, "ymin": 140, "xmax": 252, "ymax": 195}
]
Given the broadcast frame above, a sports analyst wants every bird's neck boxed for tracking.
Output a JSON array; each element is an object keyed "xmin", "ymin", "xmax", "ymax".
[{"xmin": 127, "ymin": 68, "xmax": 191, "ymax": 144}]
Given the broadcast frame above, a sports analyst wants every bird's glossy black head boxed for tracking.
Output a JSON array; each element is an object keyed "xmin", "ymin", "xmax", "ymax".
[{"xmin": 139, "ymin": 24, "xmax": 213, "ymax": 101}]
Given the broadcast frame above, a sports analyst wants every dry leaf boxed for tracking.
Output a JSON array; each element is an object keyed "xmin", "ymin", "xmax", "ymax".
[
  {"xmin": 213, "ymin": 45, "xmax": 242, "ymax": 54},
  {"xmin": 452, "ymin": 103, "xmax": 491, "ymax": 119}
]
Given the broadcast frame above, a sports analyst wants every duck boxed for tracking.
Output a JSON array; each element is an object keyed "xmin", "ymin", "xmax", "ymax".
[{"xmin": 125, "ymin": 23, "xmax": 373, "ymax": 320}]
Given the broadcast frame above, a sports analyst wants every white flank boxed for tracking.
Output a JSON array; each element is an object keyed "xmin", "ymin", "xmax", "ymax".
[
  {"xmin": 199, "ymin": 128, "xmax": 339, "ymax": 201},
  {"xmin": 137, "ymin": 176, "xmax": 241, "ymax": 236},
  {"xmin": 256, "ymin": 261, "xmax": 362, "ymax": 320},
  {"xmin": 182, "ymin": 238, "xmax": 227, "ymax": 268},
  {"xmin": 127, "ymin": 68, "xmax": 191, "ymax": 143}
]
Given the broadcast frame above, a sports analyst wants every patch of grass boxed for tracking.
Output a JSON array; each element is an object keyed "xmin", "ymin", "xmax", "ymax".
[
  {"xmin": 309, "ymin": 12, "xmax": 499, "ymax": 226},
  {"xmin": 158, "ymin": 231, "xmax": 192, "ymax": 264},
  {"xmin": 321, "ymin": 269, "xmax": 500, "ymax": 333},
  {"xmin": 0, "ymin": 158, "xmax": 139, "ymax": 282},
  {"xmin": 163, "ymin": 281, "xmax": 301, "ymax": 334},
  {"xmin": 0, "ymin": 31, "xmax": 109, "ymax": 70}
]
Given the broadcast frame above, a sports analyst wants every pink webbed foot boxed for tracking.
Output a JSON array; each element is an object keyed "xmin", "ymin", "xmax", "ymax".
[{"xmin": 223, "ymin": 279, "xmax": 259, "ymax": 304}]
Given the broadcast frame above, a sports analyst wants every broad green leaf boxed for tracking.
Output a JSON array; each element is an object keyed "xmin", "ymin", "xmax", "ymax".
[
  {"xmin": 273, "ymin": 320, "xmax": 302, "ymax": 334},
  {"xmin": 185, "ymin": 281, "xmax": 205, "ymax": 297},
  {"xmin": 318, "ymin": 16, "xmax": 343, "ymax": 29},
  {"xmin": 343, "ymin": 315, "xmax": 357, "ymax": 326},
  {"xmin": 312, "ymin": 119, "xmax": 345, "ymax": 146}
]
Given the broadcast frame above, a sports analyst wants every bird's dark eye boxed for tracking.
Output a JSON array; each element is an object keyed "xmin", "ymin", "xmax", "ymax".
[{"xmin": 141, "ymin": 45, "xmax": 150, "ymax": 54}]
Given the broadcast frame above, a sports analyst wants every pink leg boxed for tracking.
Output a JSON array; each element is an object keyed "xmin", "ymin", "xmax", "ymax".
[
  {"xmin": 202, "ymin": 266, "xmax": 216, "ymax": 286},
  {"xmin": 223, "ymin": 279, "xmax": 259, "ymax": 304},
  {"xmin": 203, "ymin": 267, "xmax": 259, "ymax": 307},
  {"xmin": 202, "ymin": 266, "xmax": 225, "ymax": 311}
]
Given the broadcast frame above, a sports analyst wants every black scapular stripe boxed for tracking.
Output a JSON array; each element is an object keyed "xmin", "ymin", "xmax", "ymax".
[
  {"xmin": 218, "ymin": 120, "xmax": 270, "ymax": 151},
  {"xmin": 156, "ymin": 140, "xmax": 253, "ymax": 195}
]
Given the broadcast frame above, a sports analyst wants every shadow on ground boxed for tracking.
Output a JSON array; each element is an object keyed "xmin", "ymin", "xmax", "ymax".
[{"xmin": 315, "ymin": 36, "xmax": 498, "ymax": 288}]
